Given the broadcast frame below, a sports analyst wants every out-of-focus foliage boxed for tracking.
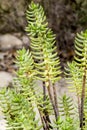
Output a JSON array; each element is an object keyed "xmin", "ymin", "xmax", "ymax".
[{"xmin": 75, "ymin": 0, "xmax": 87, "ymax": 27}]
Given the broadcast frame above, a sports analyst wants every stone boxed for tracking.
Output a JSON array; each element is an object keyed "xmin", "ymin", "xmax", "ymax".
[
  {"xmin": 0, "ymin": 119, "xmax": 7, "ymax": 130},
  {"xmin": 0, "ymin": 34, "xmax": 23, "ymax": 50},
  {"xmin": 0, "ymin": 71, "xmax": 13, "ymax": 88},
  {"xmin": 21, "ymin": 35, "xmax": 30, "ymax": 47},
  {"xmin": 0, "ymin": 107, "xmax": 7, "ymax": 130}
]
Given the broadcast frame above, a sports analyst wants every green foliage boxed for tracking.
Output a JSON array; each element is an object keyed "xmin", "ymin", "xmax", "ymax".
[
  {"xmin": 74, "ymin": 31, "xmax": 87, "ymax": 67},
  {"xmin": 14, "ymin": 48, "xmax": 52, "ymax": 129},
  {"xmin": 52, "ymin": 95, "xmax": 79, "ymax": 130},
  {"xmin": 65, "ymin": 61, "xmax": 83, "ymax": 96},
  {"xmin": 15, "ymin": 48, "xmax": 35, "ymax": 93},
  {"xmin": 65, "ymin": 30, "xmax": 87, "ymax": 97},
  {"xmin": 65, "ymin": 30, "xmax": 87, "ymax": 129},
  {"xmin": 54, "ymin": 116, "xmax": 79, "ymax": 130},
  {"xmin": 26, "ymin": 2, "xmax": 61, "ymax": 127},
  {"xmin": 76, "ymin": 0, "xmax": 87, "ymax": 27},
  {"xmin": 0, "ymin": 1, "xmax": 87, "ymax": 130},
  {"xmin": 26, "ymin": 1, "xmax": 61, "ymax": 85},
  {"xmin": 59, "ymin": 95, "xmax": 74, "ymax": 118},
  {"xmin": 0, "ymin": 48, "xmax": 42, "ymax": 130},
  {"xmin": 0, "ymin": 88, "xmax": 41, "ymax": 130}
]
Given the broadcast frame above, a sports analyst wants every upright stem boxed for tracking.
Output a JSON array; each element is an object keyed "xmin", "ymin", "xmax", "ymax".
[
  {"xmin": 76, "ymin": 87, "xmax": 81, "ymax": 122},
  {"xmin": 39, "ymin": 110, "xmax": 46, "ymax": 130},
  {"xmin": 47, "ymin": 81, "xmax": 59, "ymax": 127},
  {"xmin": 80, "ymin": 67, "xmax": 86, "ymax": 130},
  {"xmin": 43, "ymin": 115, "xmax": 51, "ymax": 130},
  {"xmin": 43, "ymin": 81, "xmax": 46, "ymax": 101},
  {"xmin": 43, "ymin": 81, "xmax": 51, "ymax": 130},
  {"xmin": 77, "ymin": 96, "xmax": 81, "ymax": 122},
  {"xmin": 53, "ymin": 83, "xmax": 59, "ymax": 118}
]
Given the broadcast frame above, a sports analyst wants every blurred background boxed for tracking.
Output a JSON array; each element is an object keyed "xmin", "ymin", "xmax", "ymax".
[{"xmin": 0, "ymin": 0, "xmax": 87, "ymax": 87}]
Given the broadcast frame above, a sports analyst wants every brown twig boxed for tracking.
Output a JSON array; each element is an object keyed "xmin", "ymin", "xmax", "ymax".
[
  {"xmin": 39, "ymin": 110, "xmax": 46, "ymax": 130},
  {"xmin": 43, "ymin": 81, "xmax": 52, "ymax": 130},
  {"xmin": 80, "ymin": 67, "xmax": 86, "ymax": 130},
  {"xmin": 53, "ymin": 83, "xmax": 59, "ymax": 119},
  {"xmin": 47, "ymin": 81, "xmax": 59, "ymax": 130}
]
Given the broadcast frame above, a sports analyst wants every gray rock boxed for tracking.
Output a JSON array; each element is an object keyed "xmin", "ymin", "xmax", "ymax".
[
  {"xmin": 0, "ymin": 71, "xmax": 13, "ymax": 88},
  {"xmin": 0, "ymin": 119, "xmax": 7, "ymax": 130},
  {"xmin": 0, "ymin": 107, "xmax": 7, "ymax": 130},
  {"xmin": 0, "ymin": 71, "xmax": 13, "ymax": 129},
  {"xmin": 0, "ymin": 34, "xmax": 23, "ymax": 50},
  {"xmin": 21, "ymin": 35, "xmax": 30, "ymax": 46}
]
